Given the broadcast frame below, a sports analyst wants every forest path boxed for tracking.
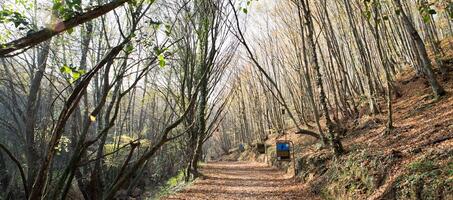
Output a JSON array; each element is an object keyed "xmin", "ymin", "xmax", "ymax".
[{"xmin": 165, "ymin": 161, "xmax": 320, "ymax": 200}]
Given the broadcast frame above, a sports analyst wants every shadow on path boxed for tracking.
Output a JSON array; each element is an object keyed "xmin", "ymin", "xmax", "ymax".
[{"xmin": 165, "ymin": 161, "xmax": 320, "ymax": 200}]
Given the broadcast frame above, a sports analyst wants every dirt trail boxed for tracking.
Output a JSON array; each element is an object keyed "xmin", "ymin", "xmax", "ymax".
[{"xmin": 165, "ymin": 162, "xmax": 319, "ymax": 200}]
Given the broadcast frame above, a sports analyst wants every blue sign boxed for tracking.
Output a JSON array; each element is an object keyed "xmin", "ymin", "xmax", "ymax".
[{"xmin": 277, "ymin": 143, "xmax": 290, "ymax": 151}]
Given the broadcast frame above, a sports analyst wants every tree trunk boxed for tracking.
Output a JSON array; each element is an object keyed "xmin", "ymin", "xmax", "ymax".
[
  {"xmin": 25, "ymin": 40, "xmax": 51, "ymax": 191},
  {"xmin": 394, "ymin": 0, "xmax": 445, "ymax": 97},
  {"xmin": 301, "ymin": 0, "xmax": 344, "ymax": 155}
]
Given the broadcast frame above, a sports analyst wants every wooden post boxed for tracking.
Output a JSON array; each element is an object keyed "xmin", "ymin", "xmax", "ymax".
[{"xmin": 289, "ymin": 141, "xmax": 296, "ymax": 182}]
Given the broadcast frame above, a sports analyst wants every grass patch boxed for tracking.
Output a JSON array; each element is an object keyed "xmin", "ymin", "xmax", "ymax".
[{"xmin": 153, "ymin": 170, "xmax": 190, "ymax": 199}]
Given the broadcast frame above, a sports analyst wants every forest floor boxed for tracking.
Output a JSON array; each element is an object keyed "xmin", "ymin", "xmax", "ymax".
[{"xmin": 165, "ymin": 162, "xmax": 320, "ymax": 200}]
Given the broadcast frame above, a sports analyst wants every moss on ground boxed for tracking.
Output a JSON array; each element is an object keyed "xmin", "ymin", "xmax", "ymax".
[
  {"xmin": 395, "ymin": 149, "xmax": 452, "ymax": 200},
  {"xmin": 154, "ymin": 170, "xmax": 190, "ymax": 199},
  {"xmin": 318, "ymin": 150, "xmax": 399, "ymax": 199}
]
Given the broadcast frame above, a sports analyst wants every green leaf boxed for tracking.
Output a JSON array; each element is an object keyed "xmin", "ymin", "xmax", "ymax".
[
  {"xmin": 422, "ymin": 15, "xmax": 430, "ymax": 23},
  {"xmin": 52, "ymin": 0, "xmax": 82, "ymax": 20},
  {"xmin": 60, "ymin": 65, "xmax": 72, "ymax": 74},
  {"xmin": 72, "ymin": 71, "xmax": 80, "ymax": 80},
  {"xmin": 164, "ymin": 24, "xmax": 171, "ymax": 36},
  {"xmin": 0, "ymin": 9, "xmax": 30, "ymax": 30},
  {"xmin": 125, "ymin": 44, "xmax": 134, "ymax": 54},
  {"xmin": 67, "ymin": 28, "xmax": 74, "ymax": 34},
  {"xmin": 158, "ymin": 54, "xmax": 166, "ymax": 68}
]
